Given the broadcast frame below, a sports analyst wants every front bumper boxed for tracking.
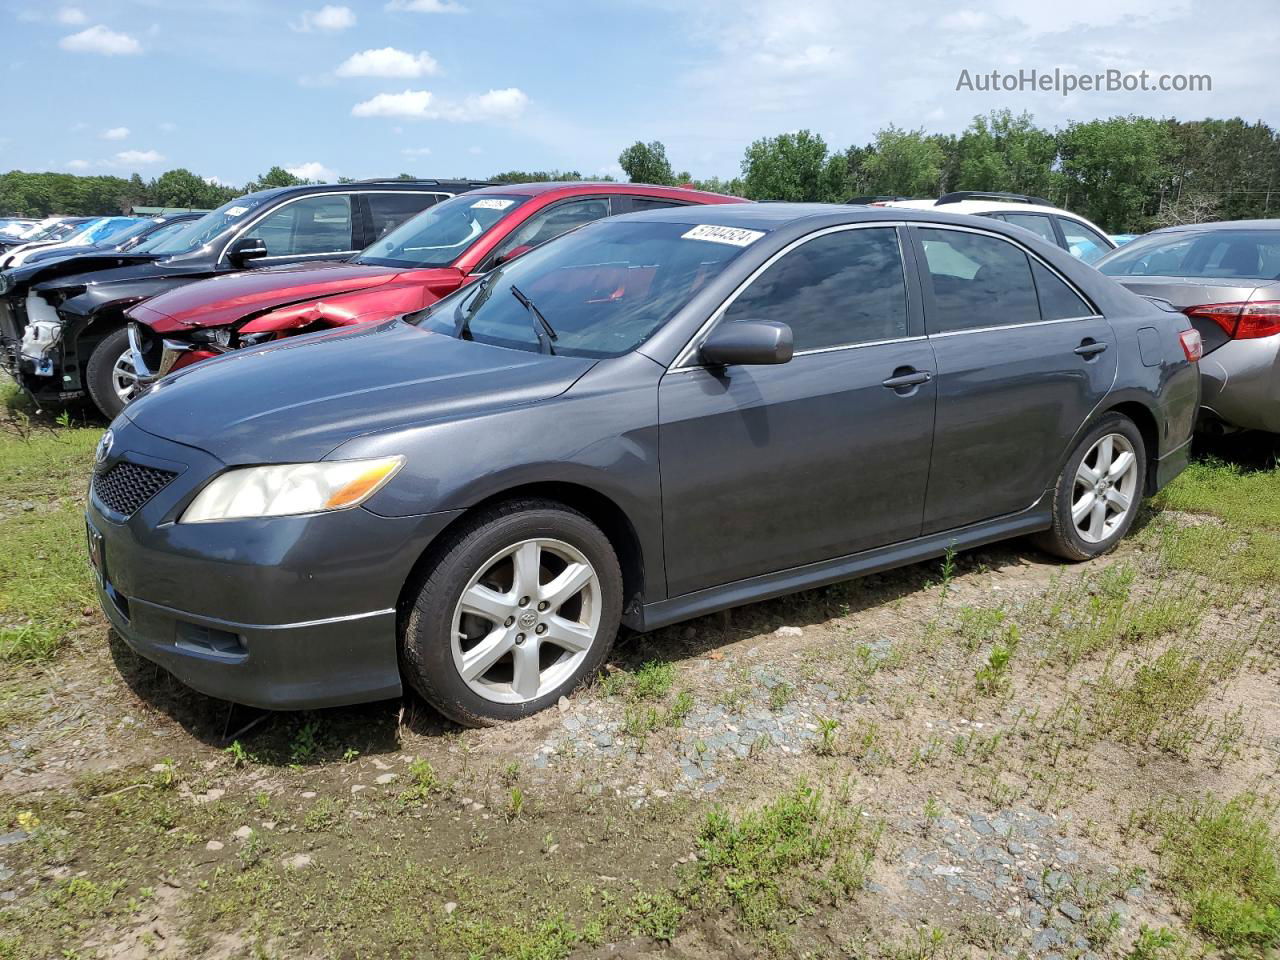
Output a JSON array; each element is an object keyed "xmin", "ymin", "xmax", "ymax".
[{"xmin": 88, "ymin": 417, "xmax": 462, "ymax": 710}]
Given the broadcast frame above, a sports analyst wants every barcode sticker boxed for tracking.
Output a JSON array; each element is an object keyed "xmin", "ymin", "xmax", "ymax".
[
  {"xmin": 681, "ymin": 224, "xmax": 765, "ymax": 247},
  {"xmin": 472, "ymin": 198, "xmax": 516, "ymax": 210}
]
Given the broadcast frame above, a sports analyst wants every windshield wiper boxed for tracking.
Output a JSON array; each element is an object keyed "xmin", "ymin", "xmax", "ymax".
[
  {"xmin": 510, "ymin": 284, "xmax": 558, "ymax": 355},
  {"xmin": 453, "ymin": 270, "xmax": 502, "ymax": 341}
]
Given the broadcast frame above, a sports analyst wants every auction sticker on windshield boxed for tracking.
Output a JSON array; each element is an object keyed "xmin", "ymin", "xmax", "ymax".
[
  {"xmin": 681, "ymin": 224, "xmax": 765, "ymax": 246},
  {"xmin": 472, "ymin": 199, "xmax": 516, "ymax": 210}
]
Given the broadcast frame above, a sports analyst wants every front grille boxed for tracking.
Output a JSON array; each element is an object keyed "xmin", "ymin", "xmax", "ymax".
[{"xmin": 93, "ymin": 462, "xmax": 178, "ymax": 517}]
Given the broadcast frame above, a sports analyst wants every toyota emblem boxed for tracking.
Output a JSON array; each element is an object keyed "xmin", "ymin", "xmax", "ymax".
[{"xmin": 95, "ymin": 429, "xmax": 114, "ymax": 465}]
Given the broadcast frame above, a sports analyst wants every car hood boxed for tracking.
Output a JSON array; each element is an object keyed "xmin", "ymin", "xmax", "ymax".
[
  {"xmin": 121, "ymin": 318, "xmax": 595, "ymax": 464},
  {"xmin": 9, "ymin": 252, "xmax": 169, "ymax": 294},
  {"xmin": 127, "ymin": 261, "xmax": 405, "ymax": 331}
]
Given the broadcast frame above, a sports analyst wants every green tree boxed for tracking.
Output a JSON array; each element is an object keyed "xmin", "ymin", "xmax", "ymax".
[
  {"xmin": 618, "ymin": 141, "xmax": 676, "ymax": 185},
  {"xmin": 488, "ymin": 169, "xmax": 589, "ymax": 184},
  {"xmin": 740, "ymin": 130, "xmax": 843, "ymax": 202},
  {"xmin": 954, "ymin": 110, "xmax": 1058, "ymax": 198},
  {"xmin": 860, "ymin": 125, "xmax": 946, "ymax": 197},
  {"xmin": 248, "ymin": 166, "xmax": 305, "ymax": 191},
  {"xmin": 150, "ymin": 168, "xmax": 231, "ymax": 209},
  {"xmin": 1057, "ymin": 116, "xmax": 1175, "ymax": 231}
]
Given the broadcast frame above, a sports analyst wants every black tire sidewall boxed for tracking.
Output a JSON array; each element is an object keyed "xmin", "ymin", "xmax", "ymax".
[
  {"xmin": 84, "ymin": 326, "xmax": 133, "ymax": 420},
  {"xmin": 402, "ymin": 503, "xmax": 622, "ymax": 727},
  {"xmin": 1047, "ymin": 414, "xmax": 1146, "ymax": 560}
]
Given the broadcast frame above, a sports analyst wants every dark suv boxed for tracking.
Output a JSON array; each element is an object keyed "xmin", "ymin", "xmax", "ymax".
[{"xmin": 0, "ymin": 179, "xmax": 489, "ymax": 417}]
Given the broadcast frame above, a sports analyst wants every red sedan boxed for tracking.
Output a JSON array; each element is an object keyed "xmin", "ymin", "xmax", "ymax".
[{"xmin": 126, "ymin": 182, "xmax": 744, "ymax": 380}]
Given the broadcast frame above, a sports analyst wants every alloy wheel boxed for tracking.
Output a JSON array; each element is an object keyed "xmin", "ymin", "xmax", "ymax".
[
  {"xmin": 110, "ymin": 348, "xmax": 142, "ymax": 405},
  {"xmin": 1071, "ymin": 433, "xmax": 1139, "ymax": 543},
  {"xmin": 450, "ymin": 537, "xmax": 602, "ymax": 704}
]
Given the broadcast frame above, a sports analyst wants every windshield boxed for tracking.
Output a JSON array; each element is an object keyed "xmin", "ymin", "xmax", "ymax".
[
  {"xmin": 411, "ymin": 219, "xmax": 757, "ymax": 358},
  {"xmin": 355, "ymin": 193, "xmax": 530, "ymax": 268},
  {"xmin": 100, "ymin": 217, "xmax": 160, "ymax": 247},
  {"xmin": 130, "ymin": 219, "xmax": 192, "ymax": 252},
  {"xmin": 32, "ymin": 221, "xmax": 83, "ymax": 243},
  {"xmin": 144, "ymin": 193, "xmax": 275, "ymax": 257},
  {"xmin": 1099, "ymin": 229, "xmax": 1280, "ymax": 282}
]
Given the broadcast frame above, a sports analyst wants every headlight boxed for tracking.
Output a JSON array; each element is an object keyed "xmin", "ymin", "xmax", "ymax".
[
  {"xmin": 180, "ymin": 456, "xmax": 404, "ymax": 523},
  {"xmin": 0, "ymin": 272, "xmax": 10, "ymax": 295}
]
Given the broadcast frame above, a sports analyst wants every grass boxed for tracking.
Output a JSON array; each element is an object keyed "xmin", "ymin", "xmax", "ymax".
[
  {"xmin": 1143, "ymin": 793, "xmax": 1280, "ymax": 955},
  {"xmin": 1153, "ymin": 455, "xmax": 1280, "ymax": 530}
]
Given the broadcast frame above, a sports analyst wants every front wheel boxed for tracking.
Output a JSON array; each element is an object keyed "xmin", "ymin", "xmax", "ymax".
[
  {"xmin": 84, "ymin": 326, "xmax": 142, "ymax": 420},
  {"xmin": 401, "ymin": 500, "xmax": 623, "ymax": 727},
  {"xmin": 1034, "ymin": 413, "xmax": 1147, "ymax": 561}
]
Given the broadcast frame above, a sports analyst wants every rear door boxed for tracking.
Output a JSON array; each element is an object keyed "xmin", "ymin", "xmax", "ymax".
[{"xmin": 911, "ymin": 224, "xmax": 1117, "ymax": 534}]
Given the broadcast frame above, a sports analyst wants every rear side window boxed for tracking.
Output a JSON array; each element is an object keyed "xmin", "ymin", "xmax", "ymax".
[
  {"xmin": 365, "ymin": 193, "xmax": 442, "ymax": 242},
  {"xmin": 1057, "ymin": 218, "xmax": 1111, "ymax": 264},
  {"xmin": 722, "ymin": 227, "xmax": 909, "ymax": 351},
  {"xmin": 917, "ymin": 228, "xmax": 1039, "ymax": 332},
  {"xmin": 243, "ymin": 195, "xmax": 354, "ymax": 256},
  {"xmin": 1004, "ymin": 213, "xmax": 1057, "ymax": 245},
  {"xmin": 1032, "ymin": 260, "xmax": 1093, "ymax": 320},
  {"xmin": 628, "ymin": 197, "xmax": 689, "ymax": 212}
]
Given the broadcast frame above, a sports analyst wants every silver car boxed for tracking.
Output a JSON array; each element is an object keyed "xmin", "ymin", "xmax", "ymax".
[{"xmin": 1096, "ymin": 220, "xmax": 1280, "ymax": 433}]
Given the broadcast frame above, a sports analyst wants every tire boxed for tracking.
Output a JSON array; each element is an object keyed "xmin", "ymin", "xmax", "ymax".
[
  {"xmin": 84, "ymin": 326, "xmax": 142, "ymax": 420},
  {"xmin": 401, "ymin": 499, "xmax": 623, "ymax": 727},
  {"xmin": 1034, "ymin": 412, "xmax": 1147, "ymax": 561}
]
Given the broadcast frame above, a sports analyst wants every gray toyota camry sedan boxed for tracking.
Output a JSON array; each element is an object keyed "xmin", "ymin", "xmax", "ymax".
[{"xmin": 86, "ymin": 203, "xmax": 1202, "ymax": 726}]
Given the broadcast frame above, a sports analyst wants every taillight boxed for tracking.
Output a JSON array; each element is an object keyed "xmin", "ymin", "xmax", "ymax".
[
  {"xmin": 1178, "ymin": 328, "xmax": 1203, "ymax": 362},
  {"xmin": 1184, "ymin": 300, "xmax": 1280, "ymax": 340}
]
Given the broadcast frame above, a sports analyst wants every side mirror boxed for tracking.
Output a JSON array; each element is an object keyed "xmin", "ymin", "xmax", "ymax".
[
  {"xmin": 228, "ymin": 236, "xmax": 269, "ymax": 266},
  {"xmin": 492, "ymin": 243, "xmax": 533, "ymax": 267},
  {"xmin": 700, "ymin": 320, "xmax": 793, "ymax": 367}
]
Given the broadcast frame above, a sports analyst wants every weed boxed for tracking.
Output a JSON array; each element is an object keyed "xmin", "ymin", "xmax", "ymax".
[
  {"xmin": 632, "ymin": 660, "xmax": 676, "ymax": 700},
  {"xmin": 288, "ymin": 719, "xmax": 322, "ymax": 764},
  {"xmin": 628, "ymin": 891, "xmax": 684, "ymax": 941},
  {"xmin": 814, "ymin": 716, "xmax": 840, "ymax": 756},
  {"xmin": 954, "ymin": 606, "xmax": 1008, "ymax": 652},
  {"xmin": 399, "ymin": 759, "xmax": 441, "ymax": 803},
  {"xmin": 974, "ymin": 628, "xmax": 1019, "ymax": 696},
  {"xmin": 507, "ymin": 786, "xmax": 526, "ymax": 820},
  {"xmin": 768, "ymin": 682, "xmax": 794, "ymax": 712},
  {"xmin": 224, "ymin": 740, "xmax": 252, "ymax": 768},
  {"xmin": 938, "ymin": 544, "xmax": 958, "ymax": 598},
  {"xmin": 1125, "ymin": 925, "xmax": 1189, "ymax": 959},
  {"xmin": 302, "ymin": 796, "xmax": 343, "ymax": 832}
]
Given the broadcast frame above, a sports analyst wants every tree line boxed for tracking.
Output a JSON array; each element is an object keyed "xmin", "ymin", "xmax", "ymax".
[
  {"xmin": 616, "ymin": 112, "xmax": 1280, "ymax": 232},
  {"xmin": 5, "ymin": 112, "xmax": 1279, "ymax": 232}
]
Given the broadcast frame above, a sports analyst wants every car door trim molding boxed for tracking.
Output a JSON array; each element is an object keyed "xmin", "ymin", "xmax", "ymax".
[
  {"xmin": 927, "ymin": 314, "xmax": 1104, "ymax": 338},
  {"xmin": 671, "ymin": 220, "xmax": 913, "ymax": 370}
]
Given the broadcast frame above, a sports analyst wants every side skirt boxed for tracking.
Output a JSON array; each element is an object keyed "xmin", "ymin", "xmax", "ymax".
[{"xmin": 627, "ymin": 502, "xmax": 1052, "ymax": 632}]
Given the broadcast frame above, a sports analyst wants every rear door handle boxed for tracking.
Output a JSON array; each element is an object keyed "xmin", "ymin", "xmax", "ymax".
[
  {"xmin": 1074, "ymin": 340, "xmax": 1108, "ymax": 357},
  {"xmin": 881, "ymin": 369, "xmax": 933, "ymax": 389}
]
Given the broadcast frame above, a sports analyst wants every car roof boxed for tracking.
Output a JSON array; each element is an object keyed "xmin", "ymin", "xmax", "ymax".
[
  {"xmin": 609, "ymin": 201, "xmax": 1038, "ymax": 230},
  {"xmin": 465, "ymin": 181, "xmax": 743, "ymax": 202},
  {"xmin": 1145, "ymin": 218, "xmax": 1280, "ymax": 235},
  {"xmin": 253, "ymin": 180, "xmax": 493, "ymax": 202},
  {"xmin": 879, "ymin": 197, "xmax": 1085, "ymax": 219}
]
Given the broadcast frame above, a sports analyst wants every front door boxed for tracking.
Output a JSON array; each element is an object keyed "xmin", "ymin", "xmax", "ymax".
[{"xmin": 658, "ymin": 224, "xmax": 938, "ymax": 598}]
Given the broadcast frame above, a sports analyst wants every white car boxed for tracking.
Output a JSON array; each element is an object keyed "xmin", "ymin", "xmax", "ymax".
[{"xmin": 867, "ymin": 192, "xmax": 1117, "ymax": 264}]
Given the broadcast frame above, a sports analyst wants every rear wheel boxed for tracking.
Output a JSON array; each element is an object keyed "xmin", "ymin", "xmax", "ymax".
[
  {"xmin": 1034, "ymin": 412, "xmax": 1146, "ymax": 561},
  {"xmin": 401, "ymin": 500, "xmax": 622, "ymax": 727},
  {"xmin": 84, "ymin": 326, "xmax": 141, "ymax": 420}
]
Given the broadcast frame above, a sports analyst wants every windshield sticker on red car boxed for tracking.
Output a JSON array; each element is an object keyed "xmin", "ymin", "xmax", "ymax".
[
  {"xmin": 681, "ymin": 224, "xmax": 765, "ymax": 247},
  {"xmin": 471, "ymin": 198, "xmax": 516, "ymax": 210}
]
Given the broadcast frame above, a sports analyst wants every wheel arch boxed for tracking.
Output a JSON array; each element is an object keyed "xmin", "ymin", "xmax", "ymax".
[
  {"xmin": 1099, "ymin": 399, "xmax": 1161, "ymax": 495},
  {"xmin": 395, "ymin": 480, "xmax": 649, "ymax": 630}
]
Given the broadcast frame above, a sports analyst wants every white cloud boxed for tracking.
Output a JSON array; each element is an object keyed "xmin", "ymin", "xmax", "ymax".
[
  {"xmin": 467, "ymin": 87, "xmax": 528, "ymax": 120},
  {"xmin": 57, "ymin": 7, "xmax": 87, "ymax": 25},
  {"xmin": 66, "ymin": 159, "xmax": 90, "ymax": 170},
  {"xmin": 386, "ymin": 0, "xmax": 466, "ymax": 12},
  {"xmin": 351, "ymin": 87, "xmax": 528, "ymax": 122},
  {"xmin": 336, "ymin": 47, "xmax": 440, "ymax": 78},
  {"xmin": 159, "ymin": 121, "xmax": 178, "ymax": 132},
  {"xmin": 351, "ymin": 89, "xmax": 435, "ymax": 118},
  {"xmin": 939, "ymin": 9, "xmax": 991, "ymax": 30},
  {"xmin": 401, "ymin": 147, "xmax": 433, "ymax": 156},
  {"xmin": 204, "ymin": 175, "xmax": 226, "ymax": 186},
  {"xmin": 60, "ymin": 25, "xmax": 142, "ymax": 55},
  {"xmin": 114, "ymin": 149, "xmax": 164, "ymax": 165},
  {"xmin": 286, "ymin": 161, "xmax": 338, "ymax": 181},
  {"xmin": 100, "ymin": 126, "xmax": 129, "ymax": 140},
  {"xmin": 292, "ymin": 5, "xmax": 356, "ymax": 32}
]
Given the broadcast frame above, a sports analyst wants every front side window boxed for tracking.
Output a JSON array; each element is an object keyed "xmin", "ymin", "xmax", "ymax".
[
  {"xmin": 1058, "ymin": 218, "xmax": 1112, "ymax": 264},
  {"xmin": 413, "ymin": 219, "xmax": 755, "ymax": 357},
  {"xmin": 918, "ymin": 228, "xmax": 1039, "ymax": 332},
  {"xmin": 243, "ymin": 194, "xmax": 354, "ymax": 256},
  {"xmin": 354, "ymin": 193, "xmax": 530, "ymax": 269},
  {"xmin": 721, "ymin": 227, "xmax": 909, "ymax": 351},
  {"xmin": 144, "ymin": 193, "xmax": 275, "ymax": 256},
  {"xmin": 489, "ymin": 198, "xmax": 613, "ymax": 263}
]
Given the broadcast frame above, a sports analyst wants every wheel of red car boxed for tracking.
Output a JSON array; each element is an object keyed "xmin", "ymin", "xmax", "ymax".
[
  {"xmin": 400, "ymin": 499, "xmax": 623, "ymax": 727},
  {"xmin": 84, "ymin": 326, "xmax": 142, "ymax": 420}
]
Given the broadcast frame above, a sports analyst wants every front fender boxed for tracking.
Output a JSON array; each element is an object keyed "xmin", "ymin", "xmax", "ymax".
[{"xmin": 239, "ymin": 284, "xmax": 427, "ymax": 335}]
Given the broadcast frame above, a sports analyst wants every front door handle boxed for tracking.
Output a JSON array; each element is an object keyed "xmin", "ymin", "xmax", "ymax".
[
  {"xmin": 882, "ymin": 368, "xmax": 933, "ymax": 390},
  {"xmin": 1074, "ymin": 339, "xmax": 1108, "ymax": 357}
]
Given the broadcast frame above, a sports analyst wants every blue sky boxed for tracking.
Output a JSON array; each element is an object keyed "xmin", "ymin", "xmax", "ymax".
[{"xmin": 2, "ymin": 0, "xmax": 1276, "ymax": 187}]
